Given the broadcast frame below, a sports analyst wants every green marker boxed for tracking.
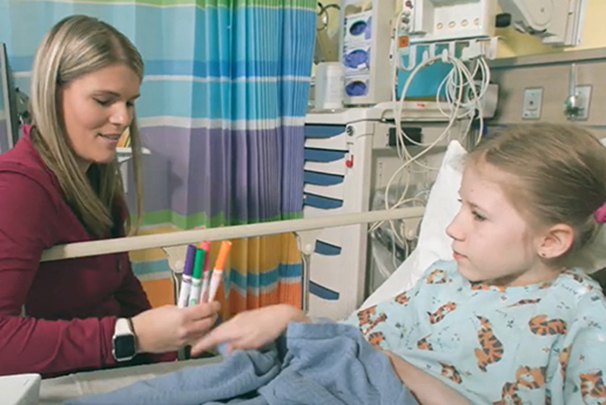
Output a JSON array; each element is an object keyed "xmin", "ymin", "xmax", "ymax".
[{"xmin": 188, "ymin": 247, "xmax": 205, "ymax": 306}]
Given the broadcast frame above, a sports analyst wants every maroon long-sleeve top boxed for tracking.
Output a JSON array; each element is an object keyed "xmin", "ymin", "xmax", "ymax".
[{"xmin": 0, "ymin": 129, "xmax": 174, "ymax": 377}]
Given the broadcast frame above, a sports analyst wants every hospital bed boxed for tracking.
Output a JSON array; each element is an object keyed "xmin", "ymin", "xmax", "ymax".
[
  {"xmin": 7, "ymin": 140, "xmax": 606, "ymax": 404},
  {"xmin": 31, "ymin": 205, "xmax": 426, "ymax": 405}
]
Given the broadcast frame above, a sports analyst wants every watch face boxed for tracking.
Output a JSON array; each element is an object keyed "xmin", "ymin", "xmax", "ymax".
[{"xmin": 114, "ymin": 334, "xmax": 136, "ymax": 360}]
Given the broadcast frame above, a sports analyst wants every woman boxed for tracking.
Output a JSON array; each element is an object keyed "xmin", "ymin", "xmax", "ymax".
[{"xmin": 0, "ymin": 15, "xmax": 218, "ymax": 378}]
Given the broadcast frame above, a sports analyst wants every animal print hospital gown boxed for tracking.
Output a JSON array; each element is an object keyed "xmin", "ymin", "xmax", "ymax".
[{"xmin": 343, "ymin": 260, "xmax": 606, "ymax": 404}]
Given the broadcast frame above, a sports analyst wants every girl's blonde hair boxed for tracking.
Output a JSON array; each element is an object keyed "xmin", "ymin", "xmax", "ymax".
[
  {"xmin": 30, "ymin": 15, "xmax": 144, "ymax": 237},
  {"xmin": 468, "ymin": 123, "xmax": 606, "ymax": 259}
]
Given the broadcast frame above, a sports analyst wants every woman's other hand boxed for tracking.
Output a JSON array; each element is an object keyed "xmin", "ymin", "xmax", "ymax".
[
  {"xmin": 131, "ymin": 301, "xmax": 220, "ymax": 353},
  {"xmin": 190, "ymin": 304, "xmax": 309, "ymax": 356}
]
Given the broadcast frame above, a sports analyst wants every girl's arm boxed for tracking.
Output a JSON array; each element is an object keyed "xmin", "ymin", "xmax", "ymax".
[{"xmin": 382, "ymin": 351, "xmax": 471, "ymax": 405}]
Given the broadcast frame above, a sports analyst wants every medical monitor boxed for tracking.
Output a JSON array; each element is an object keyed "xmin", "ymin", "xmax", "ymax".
[{"xmin": 0, "ymin": 42, "xmax": 19, "ymax": 154}]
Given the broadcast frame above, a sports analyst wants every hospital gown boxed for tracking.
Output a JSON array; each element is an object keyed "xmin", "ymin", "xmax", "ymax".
[{"xmin": 344, "ymin": 260, "xmax": 606, "ymax": 404}]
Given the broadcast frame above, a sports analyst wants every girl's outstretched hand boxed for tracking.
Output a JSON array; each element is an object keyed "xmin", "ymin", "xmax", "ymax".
[{"xmin": 190, "ymin": 304, "xmax": 309, "ymax": 356}]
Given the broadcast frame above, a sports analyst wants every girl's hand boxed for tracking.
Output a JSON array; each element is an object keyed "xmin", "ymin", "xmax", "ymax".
[
  {"xmin": 131, "ymin": 301, "xmax": 220, "ymax": 353},
  {"xmin": 190, "ymin": 304, "xmax": 309, "ymax": 356}
]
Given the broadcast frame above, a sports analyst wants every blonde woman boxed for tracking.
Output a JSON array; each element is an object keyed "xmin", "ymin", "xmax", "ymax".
[{"xmin": 0, "ymin": 15, "xmax": 219, "ymax": 377}]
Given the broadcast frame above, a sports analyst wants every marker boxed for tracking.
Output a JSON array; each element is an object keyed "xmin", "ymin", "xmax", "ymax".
[
  {"xmin": 208, "ymin": 240, "xmax": 232, "ymax": 303},
  {"xmin": 199, "ymin": 241, "xmax": 212, "ymax": 303},
  {"xmin": 188, "ymin": 247, "xmax": 205, "ymax": 306},
  {"xmin": 177, "ymin": 245, "xmax": 196, "ymax": 308}
]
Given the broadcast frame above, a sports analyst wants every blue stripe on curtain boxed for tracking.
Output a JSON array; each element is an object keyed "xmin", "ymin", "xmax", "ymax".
[{"xmin": 2, "ymin": 5, "xmax": 312, "ymax": 79}]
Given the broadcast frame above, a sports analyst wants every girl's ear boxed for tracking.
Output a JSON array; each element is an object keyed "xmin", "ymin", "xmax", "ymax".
[{"xmin": 537, "ymin": 224, "xmax": 574, "ymax": 260}]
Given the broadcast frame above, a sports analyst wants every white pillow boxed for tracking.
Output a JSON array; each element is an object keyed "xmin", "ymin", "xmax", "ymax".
[{"xmin": 361, "ymin": 140, "xmax": 467, "ymax": 309}]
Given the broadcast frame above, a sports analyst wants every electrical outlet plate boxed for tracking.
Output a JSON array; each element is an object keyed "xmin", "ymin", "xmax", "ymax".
[{"xmin": 522, "ymin": 87, "xmax": 543, "ymax": 120}]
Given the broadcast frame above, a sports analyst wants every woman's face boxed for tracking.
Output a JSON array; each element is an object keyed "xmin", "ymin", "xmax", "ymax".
[{"xmin": 58, "ymin": 63, "xmax": 141, "ymax": 172}]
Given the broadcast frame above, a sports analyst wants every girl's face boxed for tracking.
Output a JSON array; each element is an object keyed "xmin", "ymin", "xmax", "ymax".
[
  {"xmin": 446, "ymin": 162, "xmax": 557, "ymax": 287},
  {"xmin": 59, "ymin": 63, "xmax": 140, "ymax": 173}
]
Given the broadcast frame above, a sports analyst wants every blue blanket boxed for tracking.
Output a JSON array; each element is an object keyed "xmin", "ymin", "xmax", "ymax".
[{"xmin": 66, "ymin": 322, "xmax": 417, "ymax": 405}]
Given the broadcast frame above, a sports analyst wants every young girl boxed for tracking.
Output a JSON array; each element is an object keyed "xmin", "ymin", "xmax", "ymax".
[{"xmin": 192, "ymin": 123, "xmax": 606, "ymax": 404}]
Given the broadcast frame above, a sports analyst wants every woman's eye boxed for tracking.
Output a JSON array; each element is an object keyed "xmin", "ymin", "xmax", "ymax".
[{"xmin": 94, "ymin": 98, "xmax": 110, "ymax": 106}]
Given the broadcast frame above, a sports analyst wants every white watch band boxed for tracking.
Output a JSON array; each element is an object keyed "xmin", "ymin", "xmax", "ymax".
[{"xmin": 114, "ymin": 318, "xmax": 133, "ymax": 336}]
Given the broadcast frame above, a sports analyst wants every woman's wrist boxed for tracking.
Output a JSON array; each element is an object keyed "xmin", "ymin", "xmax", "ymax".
[{"xmin": 130, "ymin": 313, "xmax": 150, "ymax": 353}]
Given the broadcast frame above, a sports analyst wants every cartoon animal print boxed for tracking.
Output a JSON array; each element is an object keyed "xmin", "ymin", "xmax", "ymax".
[
  {"xmin": 538, "ymin": 282, "xmax": 552, "ymax": 289},
  {"xmin": 507, "ymin": 298, "xmax": 541, "ymax": 307},
  {"xmin": 492, "ymin": 367, "xmax": 546, "ymax": 404},
  {"xmin": 427, "ymin": 302, "xmax": 457, "ymax": 324},
  {"xmin": 426, "ymin": 269, "xmax": 447, "ymax": 284},
  {"xmin": 362, "ymin": 313, "xmax": 387, "ymax": 335},
  {"xmin": 470, "ymin": 283, "xmax": 506, "ymax": 292},
  {"xmin": 528, "ymin": 315, "xmax": 567, "ymax": 336},
  {"xmin": 516, "ymin": 366, "xmax": 546, "ymax": 390},
  {"xmin": 580, "ymin": 370, "xmax": 606, "ymax": 405},
  {"xmin": 394, "ymin": 291, "xmax": 410, "ymax": 305},
  {"xmin": 492, "ymin": 382, "xmax": 522, "ymax": 405},
  {"xmin": 559, "ymin": 346, "xmax": 570, "ymax": 379},
  {"xmin": 474, "ymin": 316, "xmax": 504, "ymax": 372},
  {"xmin": 568, "ymin": 271, "xmax": 586, "ymax": 284},
  {"xmin": 357, "ymin": 306, "xmax": 376, "ymax": 326},
  {"xmin": 367, "ymin": 331, "xmax": 385, "ymax": 349},
  {"xmin": 417, "ymin": 336, "xmax": 433, "ymax": 351},
  {"xmin": 439, "ymin": 362, "xmax": 462, "ymax": 384}
]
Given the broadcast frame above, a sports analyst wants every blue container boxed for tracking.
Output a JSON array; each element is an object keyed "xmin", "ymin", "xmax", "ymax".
[{"xmin": 396, "ymin": 45, "xmax": 453, "ymax": 100}]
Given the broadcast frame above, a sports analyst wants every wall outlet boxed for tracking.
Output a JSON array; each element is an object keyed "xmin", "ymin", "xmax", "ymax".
[{"xmin": 522, "ymin": 87, "xmax": 543, "ymax": 120}]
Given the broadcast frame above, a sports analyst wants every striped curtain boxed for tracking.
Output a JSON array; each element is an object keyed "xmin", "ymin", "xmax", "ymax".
[{"xmin": 0, "ymin": 0, "xmax": 316, "ymax": 319}]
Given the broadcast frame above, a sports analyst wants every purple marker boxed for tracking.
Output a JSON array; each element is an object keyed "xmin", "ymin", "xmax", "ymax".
[{"xmin": 177, "ymin": 245, "xmax": 196, "ymax": 307}]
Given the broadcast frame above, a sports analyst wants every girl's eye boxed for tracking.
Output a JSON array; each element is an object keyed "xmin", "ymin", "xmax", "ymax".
[{"xmin": 472, "ymin": 211, "xmax": 486, "ymax": 221}]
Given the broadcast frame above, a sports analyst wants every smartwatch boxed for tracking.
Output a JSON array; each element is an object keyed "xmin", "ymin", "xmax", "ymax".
[{"xmin": 112, "ymin": 318, "xmax": 137, "ymax": 362}]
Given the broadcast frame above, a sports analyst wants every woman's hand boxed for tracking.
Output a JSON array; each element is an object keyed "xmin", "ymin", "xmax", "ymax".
[
  {"xmin": 382, "ymin": 350, "xmax": 471, "ymax": 405},
  {"xmin": 190, "ymin": 304, "xmax": 309, "ymax": 356},
  {"xmin": 131, "ymin": 301, "xmax": 220, "ymax": 353}
]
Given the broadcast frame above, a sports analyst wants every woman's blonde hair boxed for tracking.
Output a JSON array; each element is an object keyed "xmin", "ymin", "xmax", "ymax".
[
  {"xmin": 468, "ymin": 123, "xmax": 606, "ymax": 259},
  {"xmin": 30, "ymin": 15, "xmax": 144, "ymax": 237}
]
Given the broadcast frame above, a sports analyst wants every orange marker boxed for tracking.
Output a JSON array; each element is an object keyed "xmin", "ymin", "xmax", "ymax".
[{"xmin": 207, "ymin": 240, "xmax": 232, "ymax": 303}]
